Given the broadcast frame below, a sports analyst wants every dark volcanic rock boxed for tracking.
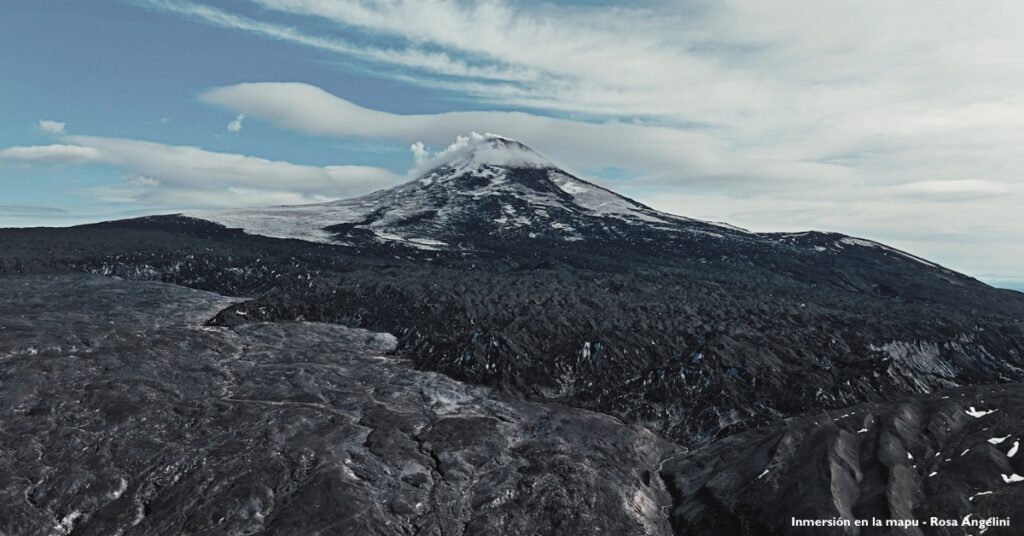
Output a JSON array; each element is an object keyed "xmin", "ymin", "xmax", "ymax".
[
  {"xmin": 2, "ymin": 135, "xmax": 1023, "ymax": 534},
  {"xmin": 0, "ymin": 275, "xmax": 673, "ymax": 535},
  {"xmin": 204, "ymin": 263, "xmax": 1024, "ymax": 447},
  {"xmin": 2, "ymin": 207, "xmax": 1023, "ymax": 450},
  {"xmin": 1, "ymin": 137, "xmax": 1022, "ymax": 450},
  {"xmin": 661, "ymin": 384, "xmax": 1024, "ymax": 535}
]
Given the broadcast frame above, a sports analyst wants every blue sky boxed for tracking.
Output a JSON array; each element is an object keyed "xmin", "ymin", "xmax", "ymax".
[{"xmin": 1, "ymin": 0, "xmax": 1022, "ymax": 289}]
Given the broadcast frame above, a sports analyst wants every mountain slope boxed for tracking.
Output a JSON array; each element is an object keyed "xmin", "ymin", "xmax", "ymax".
[
  {"xmin": 194, "ymin": 133, "xmax": 755, "ymax": 250},
  {"xmin": 193, "ymin": 134, "xmax": 981, "ymax": 300},
  {"xmin": 2, "ymin": 134, "xmax": 1022, "ymax": 448}
]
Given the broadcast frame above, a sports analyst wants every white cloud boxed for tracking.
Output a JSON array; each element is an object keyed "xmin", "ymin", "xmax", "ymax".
[
  {"xmin": 0, "ymin": 205, "xmax": 68, "ymax": 215},
  {"xmin": 237, "ymin": 0, "xmax": 742, "ymax": 120},
  {"xmin": 149, "ymin": 0, "xmax": 1024, "ymax": 194},
  {"xmin": 126, "ymin": 186, "xmax": 335, "ymax": 208},
  {"xmin": 127, "ymin": 175, "xmax": 161, "ymax": 186},
  {"xmin": 409, "ymin": 141, "xmax": 428, "ymax": 165},
  {"xmin": 0, "ymin": 135, "xmax": 403, "ymax": 209},
  {"xmin": 179, "ymin": 0, "xmax": 1024, "ymax": 191},
  {"xmin": 226, "ymin": 113, "xmax": 245, "ymax": 133},
  {"xmin": 59, "ymin": 135, "xmax": 401, "ymax": 195},
  {"xmin": 38, "ymin": 119, "xmax": 67, "ymax": 135},
  {"xmin": 0, "ymin": 144, "xmax": 102, "ymax": 163},
  {"xmin": 198, "ymin": 82, "xmax": 751, "ymax": 182},
  {"xmin": 131, "ymin": 0, "xmax": 535, "ymax": 82},
  {"xmin": 885, "ymin": 180, "xmax": 1011, "ymax": 200},
  {"xmin": 203, "ymin": 0, "xmax": 1023, "ymax": 134}
]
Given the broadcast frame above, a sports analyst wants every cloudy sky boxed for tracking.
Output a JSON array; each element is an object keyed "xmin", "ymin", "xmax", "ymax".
[{"xmin": 1, "ymin": 1, "xmax": 1022, "ymax": 288}]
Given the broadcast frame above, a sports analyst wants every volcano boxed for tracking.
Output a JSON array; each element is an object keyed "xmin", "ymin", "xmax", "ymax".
[
  {"xmin": 2, "ymin": 134, "xmax": 1024, "ymax": 535},
  {"xmin": 193, "ymin": 134, "xmax": 967, "ymax": 285},
  {"xmin": 193, "ymin": 133, "xmax": 747, "ymax": 249}
]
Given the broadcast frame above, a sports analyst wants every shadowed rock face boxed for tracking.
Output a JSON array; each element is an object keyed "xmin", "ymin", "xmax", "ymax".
[
  {"xmin": 0, "ymin": 275, "xmax": 673, "ymax": 536},
  {"xmin": 661, "ymin": 384, "xmax": 1024, "ymax": 536}
]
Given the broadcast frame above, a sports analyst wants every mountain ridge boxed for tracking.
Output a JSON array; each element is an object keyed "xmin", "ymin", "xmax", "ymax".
[
  {"xmin": 191, "ymin": 133, "xmax": 756, "ymax": 249},
  {"xmin": 191, "ymin": 133, "xmax": 971, "ymax": 289}
]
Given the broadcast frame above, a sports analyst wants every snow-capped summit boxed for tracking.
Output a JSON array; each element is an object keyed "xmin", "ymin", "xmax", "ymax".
[
  {"xmin": 411, "ymin": 132, "xmax": 555, "ymax": 176},
  {"xmin": 193, "ymin": 133, "xmax": 744, "ymax": 250}
]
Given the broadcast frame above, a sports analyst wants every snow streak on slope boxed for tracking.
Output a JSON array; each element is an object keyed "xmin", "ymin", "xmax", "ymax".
[{"xmin": 836, "ymin": 237, "xmax": 941, "ymax": 268}]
